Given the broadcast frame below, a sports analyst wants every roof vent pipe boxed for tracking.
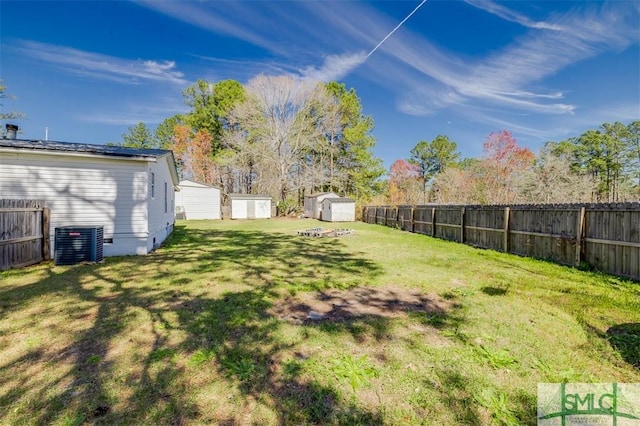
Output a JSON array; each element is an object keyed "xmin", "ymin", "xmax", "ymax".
[{"xmin": 6, "ymin": 124, "xmax": 18, "ymax": 140}]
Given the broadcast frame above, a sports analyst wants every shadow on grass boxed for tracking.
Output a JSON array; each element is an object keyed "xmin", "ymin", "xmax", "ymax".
[
  {"xmin": 0, "ymin": 224, "xmax": 390, "ymax": 424},
  {"xmin": 176, "ymin": 227, "xmax": 379, "ymax": 292},
  {"xmin": 606, "ymin": 323, "xmax": 640, "ymax": 369},
  {"xmin": 275, "ymin": 286, "xmax": 464, "ymax": 347},
  {"xmin": 436, "ymin": 370, "xmax": 484, "ymax": 425},
  {"xmin": 480, "ymin": 286, "xmax": 509, "ymax": 296}
]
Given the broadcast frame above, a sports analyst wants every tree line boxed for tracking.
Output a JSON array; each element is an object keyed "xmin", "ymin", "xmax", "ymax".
[
  {"xmin": 0, "ymin": 79, "xmax": 25, "ymax": 137},
  {"xmin": 118, "ymin": 76, "xmax": 385, "ymax": 213},
  {"xmin": 387, "ymin": 121, "xmax": 640, "ymax": 206}
]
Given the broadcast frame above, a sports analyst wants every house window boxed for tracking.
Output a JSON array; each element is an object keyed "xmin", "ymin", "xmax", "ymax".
[
  {"xmin": 164, "ymin": 181, "xmax": 168, "ymax": 213},
  {"xmin": 151, "ymin": 172, "xmax": 155, "ymax": 199}
]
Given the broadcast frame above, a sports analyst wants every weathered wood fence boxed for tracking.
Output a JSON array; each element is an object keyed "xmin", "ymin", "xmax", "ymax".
[
  {"xmin": 0, "ymin": 199, "xmax": 50, "ymax": 271},
  {"xmin": 363, "ymin": 203, "xmax": 640, "ymax": 281}
]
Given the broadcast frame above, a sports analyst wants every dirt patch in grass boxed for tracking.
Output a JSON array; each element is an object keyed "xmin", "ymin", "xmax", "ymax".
[{"xmin": 270, "ymin": 285, "xmax": 452, "ymax": 324}]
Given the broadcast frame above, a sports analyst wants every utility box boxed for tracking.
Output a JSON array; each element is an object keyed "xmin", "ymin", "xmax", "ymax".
[{"xmin": 54, "ymin": 226, "xmax": 104, "ymax": 265}]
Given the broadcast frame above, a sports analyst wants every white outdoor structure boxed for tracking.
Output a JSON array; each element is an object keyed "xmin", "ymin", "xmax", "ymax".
[
  {"xmin": 321, "ymin": 197, "xmax": 356, "ymax": 222},
  {"xmin": 304, "ymin": 192, "xmax": 338, "ymax": 219},
  {"xmin": 0, "ymin": 138, "xmax": 179, "ymax": 257},
  {"xmin": 176, "ymin": 179, "xmax": 221, "ymax": 220},
  {"xmin": 229, "ymin": 194, "xmax": 271, "ymax": 219}
]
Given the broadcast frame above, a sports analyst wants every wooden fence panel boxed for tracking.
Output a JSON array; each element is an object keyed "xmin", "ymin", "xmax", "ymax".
[
  {"xmin": 375, "ymin": 207, "xmax": 387, "ymax": 226},
  {"xmin": 0, "ymin": 199, "xmax": 49, "ymax": 271},
  {"xmin": 413, "ymin": 206, "xmax": 433, "ymax": 235},
  {"xmin": 464, "ymin": 206, "xmax": 504, "ymax": 251},
  {"xmin": 509, "ymin": 206, "xmax": 578, "ymax": 266},
  {"xmin": 583, "ymin": 205, "xmax": 640, "ymax": 280},
  {"xmin": 363, "ymin": 206, "xmax": 371, "ymax": 223},
  {"xmin": 434, "ymin": 206, "xmax": 462, "ymax": 242},
  {"xmin": 385, "ymin": 207, "xmax": 399, "ymax": 228},
  {"xmin": 364, "ymin": 206, "xmax": 375, "ymax": 224},
  {"xmin": 397, "ymin": 206, "xmax": 414, "ymax": 232},
  {"xmin": 363, "ymin": 202, "xmax": 640, "ymax": 281}
]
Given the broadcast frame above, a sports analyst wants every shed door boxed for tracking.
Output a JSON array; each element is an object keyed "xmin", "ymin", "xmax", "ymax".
[{"xmin": 247, "ymin": 200, "xmax": 256, "ymax": 219}]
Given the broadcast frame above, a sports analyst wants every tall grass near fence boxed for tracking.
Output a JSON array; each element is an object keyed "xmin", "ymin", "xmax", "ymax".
[{"xmin": 364, "ymin": 203, "xmax": 640, "ymax": 281}]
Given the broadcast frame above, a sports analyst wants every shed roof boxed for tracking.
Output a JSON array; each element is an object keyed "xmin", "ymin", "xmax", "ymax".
[
  {"xmin": 178, "ymin": 179, "xmax": 221, "ymax": 190},
  {"xmin": 323, "ymin": 197, "xmax": 355, "ymax": 204},
  {"xmin": 305, "ymin": 192, "xmax": 338, "ymax": 199},
  {"xmin": 229, "ymin": 194, "xmax": 272, "ymax": 200}
]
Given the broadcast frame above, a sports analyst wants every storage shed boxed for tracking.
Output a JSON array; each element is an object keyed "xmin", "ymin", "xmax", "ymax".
[
  {"xmin": 304, "ymin": 192, "xmax": 338, "ymax": 219},
  {"xmin": 0, "ymin": 138, "xmax": 179, "ymax": 257},
  {"xmin": 176, "ymin": 179, "xmax": 221, "ymax": 220},
  {"xmin": 229, "ymin": 194, "xmax": 272, "ymax": 219},
  {"xmin": 321, "ymin": 197, "xmax": 356, "ymax": 222}
]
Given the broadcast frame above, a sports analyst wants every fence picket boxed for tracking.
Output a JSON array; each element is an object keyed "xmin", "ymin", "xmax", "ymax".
[
  {"xmin": 363, "ymin": 203, "xmax": 640, "ymax": 281},
  {"xmin": 1, "ymin": 199, "xmax": 48, "ymax": 270}
]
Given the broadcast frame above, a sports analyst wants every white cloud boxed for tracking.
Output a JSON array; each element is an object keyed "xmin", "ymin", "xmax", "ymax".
[
  {"xmin": 133, "ymin": 0, "xmax": 639, "ymax": 121},
  {"xmin": 464, "ymin": 0, "xmax": 562, "ymax": 30},
  {"xmin": 9, "ymin": 40, "xmax": 187, "ymax": 85},
  {"xmin": 134, "ymin": 0, "xmax": 286, "ymax": 55},
  {"xmin": 190, "ymin": 55, "xmax": 295, "ymax": 82},
  {"xmin": 377, "ymin": 1, "xmax": 638, "ymax": 115},
  {"xmin": 300, "ymin": 52, "xmax": 367, "ymax": 82},
  {"xmin": 398, "ymin": 85, "xmax": 467, "ymax": 116},
  {"xmin": 75, "ymin": 98, "xmax": 189, "ymax": 126}
]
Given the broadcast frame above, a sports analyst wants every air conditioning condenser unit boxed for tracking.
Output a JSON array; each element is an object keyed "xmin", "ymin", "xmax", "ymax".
[{"xmin": 54, "ymin": 226, "xmax": 104, "ymax": 265}]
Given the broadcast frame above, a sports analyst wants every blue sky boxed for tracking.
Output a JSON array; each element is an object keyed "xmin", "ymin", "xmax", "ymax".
[{"xmin": 1, "ymin": 0, "xmax": 639, "ymax": 169}]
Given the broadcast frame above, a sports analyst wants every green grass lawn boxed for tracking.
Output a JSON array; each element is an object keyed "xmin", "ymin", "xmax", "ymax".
[{"xmin": 1, "ymin": 219, "xmax": 639, "ymax": 425}]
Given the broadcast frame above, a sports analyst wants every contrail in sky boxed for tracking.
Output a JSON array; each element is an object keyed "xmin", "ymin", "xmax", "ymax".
[
  {"xmin": 365, "ymin": 0, "xmax": 428, "ymax": 60},
  {"xmin": 303, "ymin": 0, "xmax": 428, "ymax": 81}
]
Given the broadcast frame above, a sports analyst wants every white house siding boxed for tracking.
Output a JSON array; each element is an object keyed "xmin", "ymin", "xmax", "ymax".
[
  {"xmin": 146, "ymin": 155, "xmax": 177, "ymax": 252},
  {"xmin": 176, "ymin": 180, "xmax": 221, "ymax": 220},
  {"xmin": 0, "ymin": 150, "xmax": 163, "ymax": 256}
]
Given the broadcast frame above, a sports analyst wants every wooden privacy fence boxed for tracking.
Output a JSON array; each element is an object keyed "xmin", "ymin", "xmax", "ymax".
[
  {"xmin": 363, "ymin": 203, "xmax": 640, "ymax": 281},
  {"xmin": 0, "ymin": 199, "xmax": 50, "ymax": 271}
]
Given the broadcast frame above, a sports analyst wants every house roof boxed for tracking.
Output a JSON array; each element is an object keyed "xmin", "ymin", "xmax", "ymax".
[
  {"xmin": 1, "ymin": 138, "xmax": 180, "ymax": 187},
  {"xmin": 323, "ymin": 197, "xmax": 355, "ymax": 204},
  {"xmin": 229, "ymin": 194, "xmax": 272, "ymax": 200},
  {"xmin": 0, "ymin": 139, "xmax": 170, "ymax": 159}
]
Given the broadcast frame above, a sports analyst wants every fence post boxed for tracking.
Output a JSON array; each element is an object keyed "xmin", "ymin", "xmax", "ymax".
[
  {"xmin": 394, "ymin": 206, "xmax": 402, "ymax": 228},
  {"xmin": 410, "ymin": 207, "xmax": 414, "ymax": 233},
  {"xmin": 431, "ymin": 207, "xmax": 436, "ymax": 237},
  {"xmin": 575, "ymin": 206, "xmax": 585, "ymax": 266},
  {"xmin": 42, "ymin": 207, "xmax": 51, "ymax": 260},
  {"xmin": 460, "ymin": 207, "xmax": 465, "ymax": 243},
  {"xmin": 503, "ymin": 207, "xmax": 510, "ymax": 253}
]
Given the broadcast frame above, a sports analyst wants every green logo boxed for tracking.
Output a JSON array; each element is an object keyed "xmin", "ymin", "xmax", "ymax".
[{"xmin": 538, "ymin": 383, "xmax": 640, "ymax": 425}]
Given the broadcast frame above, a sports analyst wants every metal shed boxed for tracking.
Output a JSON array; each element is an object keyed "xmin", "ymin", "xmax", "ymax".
[
  {"xmin": 304, "ymin": 192, "xmax": 339, "ymax": 219},
  {"xmin": 176, "ymin": 180, "xmax": 221, "ymax": 220},
  {"xmin": 229, "ymin": 194, "xmax": 272, "ymax": 219},
  {"xmin": 321, "ymin": 197, "xmax": 356, "ymax": 222}
]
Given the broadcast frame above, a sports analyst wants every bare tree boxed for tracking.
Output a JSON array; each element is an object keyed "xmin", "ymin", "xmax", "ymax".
[
  {"xmin": 224, "ymin": 75, "xmax": 330, "ymax": 208},
  {"xmin": 432, "ymin": 166, "xmax": 483, "ymax": 204},
  {"xmin": 518, "ymin": 153, "xmax": 595, "ymax": 203}
]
